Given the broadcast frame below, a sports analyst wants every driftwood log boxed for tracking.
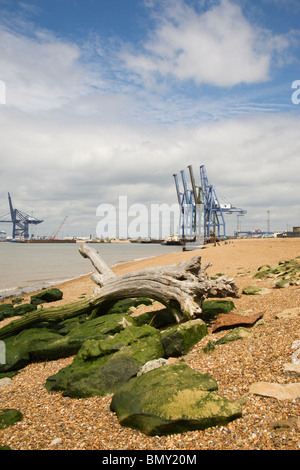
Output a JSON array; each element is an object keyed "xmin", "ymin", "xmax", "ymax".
[{"xmin": 0, "ymin": 244, "xmax": 238, "ymax": 340}]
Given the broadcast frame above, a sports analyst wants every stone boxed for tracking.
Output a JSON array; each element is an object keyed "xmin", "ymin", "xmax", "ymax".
[
  {"xmin": 212, "ymin": 312, "xmax": 263, "ymax": 332},
  {"xmin": 249, "ymin": 382, "xmax": 300, "ymax": 400},
  {"xmin": 30, "ymin": 288, "xmax": 63, "ymax": 305},
  {"xmin": 12, "ymin": 303, "xmax": 37, "ymax": 315},
  {"xmin": 110, "ymin": 362, "xmax": 242, "ymax": 436},
  {"xmin": 0, "ymin": 409, "xmax": 23, "ymax": 429},
  {"xmin": 45, "ymin": 325, "xmax": 164, "ymax": 398},
  {"xmin": 291, "ymin": 340, "xmax": 300, "ymax": 364},
  {"xmin": 242, "ymin": 286, "xmax": 271, "ymax": 295},
  {"xmin": 275, "ymin": 307, "xmax": 300, "ymax": 320},
  {"xmin": 215, "ymin": 327, "xmax": 252, "ymax": 345},
  {"xmin": 160, "ymin": 319, "xmax": 207, "ymax": 357},
  {"xmin": 137, "ymin": 358, "xmax": 169, "ymax": 376},
  {"xmin": 201, "ymin": 300, "xmax": 236, "ymax": 319},
  {"xmin": 269, "ymin": 418, "xmax": 300, "ymax": 433},
  {"xmin": 283, "ymin": 363, "xmax": 300, "ymax": 378},
  {"xmin": 0, "ymin": 378, "xmax": 12, "ymax": 390},
  {"xmin": 0, "ymin": 304, "xmax": 14, "ymax": 320}
]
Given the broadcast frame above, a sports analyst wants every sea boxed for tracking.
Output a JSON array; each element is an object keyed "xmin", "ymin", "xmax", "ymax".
[{"xmin": 0, "ymin": 242, "xmax": 183, "ymax": 299}]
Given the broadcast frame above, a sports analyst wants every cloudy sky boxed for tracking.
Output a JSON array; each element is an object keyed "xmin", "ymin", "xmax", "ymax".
[{"xmin": 0, "ymin": 0, "xmax": 299, "ymax": 238}]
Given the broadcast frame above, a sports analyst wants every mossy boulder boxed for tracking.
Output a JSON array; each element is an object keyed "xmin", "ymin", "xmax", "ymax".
[
  {"xmin": 201, "ymin": 300, "xmax": 236, "ymax": 319},
  {"xmin": 160, "ymin": 319, "xmax": 207, "ymax": 357},
  {"xmin": 110, "ymin": 361, "xmax": 242, "ymax": 436},
  {"xmin": 0, "ymin": 409, "xmax": 23, "ymax": 430},
  {"xmin": 0, "ymin": 304, "xmax": 14, "ymax": 321},
  {"xmin": 0, "ymin": 313, "xmax": 136, "ymax": 373},
  {"xmin": 45, "ymin": 324, "xmax": 164, "ymax": 398},
  {"xmin": 242, "ymin": 286, "xmax": 270, "ymax": 295},
  {"xmin": 30, "ymin": 288, "xmax": 63, "ymax": 305},
  {"xmin": 134, "ymin": 307, "xmax": 176, "ymax": 328},
  {"xmin": 215, "ymin": 327, "xmax": 252, "ymax": 345}
]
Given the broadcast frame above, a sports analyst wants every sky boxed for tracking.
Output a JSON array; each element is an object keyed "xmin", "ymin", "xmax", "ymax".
[{"xmin": 0, "ymin": 0, "xmax": 299, "ymax": 239}]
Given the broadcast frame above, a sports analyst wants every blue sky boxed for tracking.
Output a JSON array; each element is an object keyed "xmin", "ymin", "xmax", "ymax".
[{"xmin": 0, "ymin": 0, "xmax": 299, "ymax": 238}]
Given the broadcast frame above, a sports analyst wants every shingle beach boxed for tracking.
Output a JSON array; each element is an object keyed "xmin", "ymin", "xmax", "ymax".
[{"xmin": 0, "ymin": 238, "xmax": 299, "ymax": 450}]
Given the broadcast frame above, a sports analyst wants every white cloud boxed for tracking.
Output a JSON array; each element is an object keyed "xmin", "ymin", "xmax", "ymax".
[{"xmin": 122, "ymin": 0, "xmax": 290, "ymax": 87}]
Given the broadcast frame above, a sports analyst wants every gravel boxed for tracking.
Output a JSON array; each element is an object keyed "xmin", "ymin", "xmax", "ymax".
[{"xmin": 0, "ymin": 238, "xmax": 299, "ymax": 450}]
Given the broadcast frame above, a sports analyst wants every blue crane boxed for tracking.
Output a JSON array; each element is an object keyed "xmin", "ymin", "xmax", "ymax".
[
  {"xmin": 0, "ymin": 193, "xmax": 43, "ymax": 239},
  {"xmin": 173, "ymin": 165, "xmax": 247, "ymax": 243}
]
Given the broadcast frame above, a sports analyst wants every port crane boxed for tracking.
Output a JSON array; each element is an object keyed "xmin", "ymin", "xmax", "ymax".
[
  {"xmin": 173, "ymin": 165, "xmax": 247, "ymax": 246},
  {"xmin": 0, "ymin": 193, "xmax": 43, "ymax": 239}
]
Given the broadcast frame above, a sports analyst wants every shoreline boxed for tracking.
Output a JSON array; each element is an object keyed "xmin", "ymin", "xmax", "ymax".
[{"xmin": 1, "ymin": 237, "xmax": 300, "ymax": 307}]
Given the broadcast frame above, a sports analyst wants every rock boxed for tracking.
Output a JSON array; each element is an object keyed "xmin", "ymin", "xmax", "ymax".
[
  {"xmin": 13, "ymin": 303, "xmax": 37, "ymax": 315},
  {"xmin": 137, "ymin": 358, "xmax": 169, "ymax": 376},
  {"xmin": 291, "ymin": 340, "xmax": 300, "ymax": 364},
  {"xmin": 30, "ymin": 288, "xmax": 63, "ymax": 305},
  {"xmin": 49, "ymin": 438, "xmax": 62, "ymax": 446},
  {"xmin": 134, "ymin": 308, "xmax": 176, "ymax": 328},
  {"xmin": 269, "ymin": 418, "xmax": 300, "ymax": 433},
  {"xmin": 215, "ymin": 327, "xmax": 252, "ymax": 345},
  {"xmin": 201, "ymin": 300, "xmax": 236, "ymax": 319},
  {"xmin": 283, "ymin": 363, "xmax": 300, "ymax": 377},
  {"xmin": 242, "ymin": 286, "xmax": 271, "ymax": 295},
  {"xmin": 212, "ymin": 312, "xmax": 263, "ymax": 332},
  {"xmin": 110, "ymin": 362, "xmax": 242, "ymax": 436},
  {"xmin": 0, "ymin": 409, "xmax": 23, "ymax": 429},
  {"xmin": 249, "ymin": 382, "xmax": 300, "ymax": 400},
  {"xmin": 0, "ymin": 304, "xmax": 14, "ymax": 320},
  {"xmin": 275, "ymin": 307, "xmax": 300, "ymax": 320},
  {"xmin": 160, "ymin": 319, "xmax": 207, "ymax": 357},
  {"xmin": 45, "ymin": 325, "xmax": 164, "ymax": 398},
  {"xmin": 0, "ymin": 313, "xmax": 136, "ymax": 373},
  {"xmin": 0, "ymin": 378, "xmax": 12, "ymax": 390}
]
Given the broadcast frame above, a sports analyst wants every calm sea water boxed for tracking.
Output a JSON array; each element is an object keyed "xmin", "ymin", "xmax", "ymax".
[{"xmin": 0, "ymin": 242, "xmax": 182, "ymax": 298}]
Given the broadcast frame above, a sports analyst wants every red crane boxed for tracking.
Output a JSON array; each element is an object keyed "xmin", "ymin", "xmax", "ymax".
[{"xmin": 51, "ymin": 216, "xmax": 68, "ymax": 240}]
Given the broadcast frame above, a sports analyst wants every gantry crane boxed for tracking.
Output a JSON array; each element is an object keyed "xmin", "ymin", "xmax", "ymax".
[
  {"xmin": 0, "ymin": 193, "xmax": 43, "ymax": 239},
  {"xmin": 173, "ymin": 165, "xmax": 247, "ymax": 245}
]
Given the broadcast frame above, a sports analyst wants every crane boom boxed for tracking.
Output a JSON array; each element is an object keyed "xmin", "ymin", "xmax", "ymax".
[{"xmin": 51, "ymin": 216, "xmax": 68, "ymax": 240}]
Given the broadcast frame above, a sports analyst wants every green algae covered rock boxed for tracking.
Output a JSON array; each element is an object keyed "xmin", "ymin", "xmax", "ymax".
[
  {"xmin": 201, "ymin": 300, "xmax": 236, "ymax": 319},
  {"xmin": 242, "ymin": 286, "xmax": 270, "ymax": 295},
  {"xmin": 110, "ymin": 361, "xmax": 242, "ymax": 436},
  {"xmin": 0, "ymin": 313, "xmax": 136, "ymax": 373},
  {"xmin": 30, "ymin": 288, "xmax": 63, "ymax": 305},
  {"xmin": 0, "ymin": 409, "xmax": 23, "ymax": 430},
  {"xmin": 45, "ymin": 325, "xmax": 164, "ymax": 398},
  {"xmin": 160, "ymin": 319, "xmax": 207, "ymax": 357},
  {"xmin": 215, "ymin": 327, "xmax": 252, "ymax": 345}
]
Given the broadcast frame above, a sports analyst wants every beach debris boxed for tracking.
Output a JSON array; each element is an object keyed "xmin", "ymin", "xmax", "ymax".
[
  {"xmin": 211, "ymin": 311, "xmax": 264, "ymax": 332},
  {"xmin": 79, "ymin": 244, "xmax": 239, "ymax": 324},
  {"xmin": 110, "ymin": 361, "xmax": 242, "ymax": 436}
]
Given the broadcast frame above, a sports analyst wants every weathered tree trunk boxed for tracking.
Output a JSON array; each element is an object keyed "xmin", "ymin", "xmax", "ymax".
[{"xmin": 0, "ymin": 244, "xmax": 238, "ymax": 339}]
